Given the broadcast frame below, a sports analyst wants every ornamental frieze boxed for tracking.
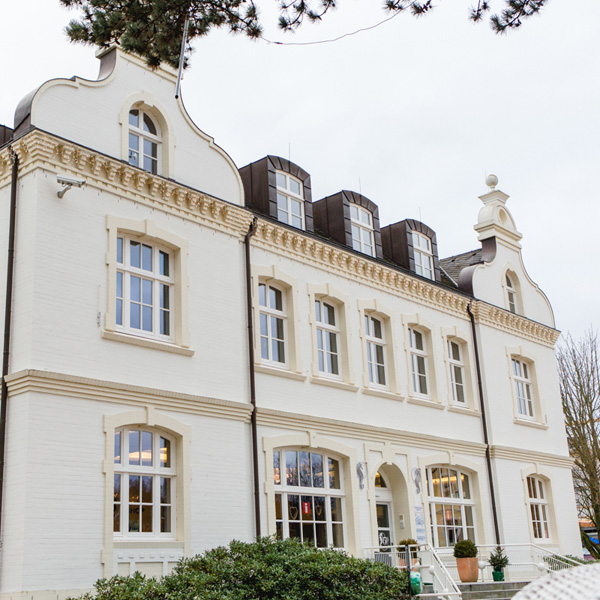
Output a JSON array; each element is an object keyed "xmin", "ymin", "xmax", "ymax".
[{"xmin": 0, "ymin": 129, "xmax": 560, "ymax": 347}]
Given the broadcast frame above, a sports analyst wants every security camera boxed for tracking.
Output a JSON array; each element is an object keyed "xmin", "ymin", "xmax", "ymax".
[
  {"xmin": 57, "ymin": 175, "xmax": 86, "ymax": 198},
  {"xmin": 57, "ymin": 175, "xmax": 86, "ymax": 187}
]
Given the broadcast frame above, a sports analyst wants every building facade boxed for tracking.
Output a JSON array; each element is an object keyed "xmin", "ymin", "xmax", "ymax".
[{"xmin": 0, "ymin": 48, "xmax": 580, "ymax": 599}]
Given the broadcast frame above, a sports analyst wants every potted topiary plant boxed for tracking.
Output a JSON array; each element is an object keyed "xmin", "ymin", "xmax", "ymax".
[
  {"xmin": 453, "ymin": 539, "xmax": 479, "ymax": 583},
  {"xmin": 397, "ymin": 539, "xmax": 419, "ymax": 567},
  {"xmin": 488, "ymin": 545, "xmax": 509, "ymax": 581}
]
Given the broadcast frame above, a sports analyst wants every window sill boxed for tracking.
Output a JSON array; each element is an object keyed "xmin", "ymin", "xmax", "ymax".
[
  {"xmin": 113, "ymin": 540, "xmax": 183, "ymax": 549},
  {"xmin": 102, "ymin": 330, "xmax": 195, "ymax": 356},
  {"xmin": 255, "ymin": 364, "xmax": 306, "ymax": 381},
  {"xmin": 407, "ymin": 396, "xmax": 444, "ymax": 410},
  {"xmin": 310, "ymin": 377, "xmax": 358, "ymax": 392},
  {"xmin": 362, "ymin": 388, "xmax": 404, "ymax": 402},
  {"xmin": 513, "ymin": 417, "xmax": 549, "ymax": 430},
  {"xmin": 447, "ymin": 404, "xmax": 481, "ymax": 417}
]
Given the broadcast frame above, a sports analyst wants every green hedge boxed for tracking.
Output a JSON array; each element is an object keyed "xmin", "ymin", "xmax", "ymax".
[{"xmin": 72, "ymin": 537, "xmax": 410, "ymax": 600}]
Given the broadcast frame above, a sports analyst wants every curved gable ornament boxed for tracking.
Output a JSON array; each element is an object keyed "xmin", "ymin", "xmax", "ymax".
[
  {"xmin": 12, "ymin": 45, "xmax": 244, "ymax": 206},
  {"xmin": 475, "ymin": 174, "xmax": 522, "ymax": 249}
]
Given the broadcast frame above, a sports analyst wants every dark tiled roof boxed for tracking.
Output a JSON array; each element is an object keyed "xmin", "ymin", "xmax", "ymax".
[{"xmin": 440, "ymin": 249, "xmax": 483, "ymax": 286}]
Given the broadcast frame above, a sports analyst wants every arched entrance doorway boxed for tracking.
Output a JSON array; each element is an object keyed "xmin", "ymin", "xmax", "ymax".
[{"xmin": 373, "ymin": 464, "xmax": 412, "ymax": 548}]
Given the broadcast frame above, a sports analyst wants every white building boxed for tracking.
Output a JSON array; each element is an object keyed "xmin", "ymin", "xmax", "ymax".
[{"xmin": 0, "ymin": 48, "xmax": 580, "ymax": 599}]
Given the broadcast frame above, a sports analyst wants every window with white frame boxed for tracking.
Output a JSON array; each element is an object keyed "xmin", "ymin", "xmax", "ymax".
[
  {"xmin": 276, "ymin": 172, "xmax": 304, "ymax": 229},
  {"xmin": 409, "ymin": 328, "xmax": 429, "ymax": 395},
  {"xmin": 315, "ymin": 300, "xmax": 340, "ymax": 377},
  {"xmin": 273, "ymin": 449, "xmax": 345, "ymax": 548},
  {"xmin": 512, "ymin": 358, "xmax": 534, "ymax": 418},
  {"xmin": 412, "ymin": 231, "xmax": 434, "ymax": 279},
  {"xmin": 116, "ymin": 236, "xmax": 174, "ymax": 340},
  {"xmin": 114, "ymin": 427, "xmax": 175, "ymax": 536},
  {"xmin": 365, "ymin": 315, "xmax": 386, "ymax": 387},
  {"xmin": 259, "ymin": 282, "xmax": 286, "ymax": 365},
  {"xmin": 527, "ymin": 476, "xmax": 550, "ymax": 540},
  {"xmin": 448, "ymin": 340, "xmax": 466, "ymax": 404},
  {"xmin": 506, "ymin": 273, "xmax": 518, "ymax": 314},
  {"xmin": 128, "ymin": 109, "xmax": 160, "ymax": 174},
  {"xmin": 350, "ymin": 204, "xmax": 374, "ymax": 256},
  {"xmin": 426, "ymin": 466, "xmax": 475, "ymax": 547}
]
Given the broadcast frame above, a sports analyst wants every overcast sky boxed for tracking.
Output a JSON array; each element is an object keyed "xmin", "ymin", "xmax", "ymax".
[{"xmin": 1, "ymin": 1, "xmax": 598, "ymax": 339}]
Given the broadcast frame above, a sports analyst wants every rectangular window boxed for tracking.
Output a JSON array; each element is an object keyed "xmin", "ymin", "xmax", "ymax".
[
  {"xmin": 259, "ymin": 283, "xmax": 286, "ymax": 365},
  {"xmin": 409, "ymin": 328, "xmax": 428, "ymax": 395},
  {"xmin": 365, "ymin": 315, "xmax": 386, "ymax": 386},
  {"xmin": 412, "ymin": 232, "xmax": 434, "ymax": 279},
  {"xmin": 316, "ymin": 300, "xmax": 340, "ymax": 377},
  {"xmin": 116, "ymin": 236, "xmax": 174, "ymax": 341},
  {"xmin": 448, "ymin": 340, "xmax": 466, "ymax": 404},
  {"xmin": 513, "ymin": 358, "xmax": 534, "ymax": 418},
  {"xmin": 350, "ymin": 205, "xmax": 374, "ymax": 256},
  {"xmin": 276, "ymin": 172, "xmax": 305, "ymax": 230}
]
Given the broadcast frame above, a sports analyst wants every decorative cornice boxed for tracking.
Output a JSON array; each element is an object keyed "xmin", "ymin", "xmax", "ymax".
[
  {"xmin": 470, "ymin": 302, "xmax": 560, "ymax": 347},
  {"xmin": 252, "ymin": 219, "xmax": 473, "ymax": 317},
  {"xmin": 490, "ymin": 445, "xmax": 574, "ymax": 469},
  {"xmin": 256, "ymin": 406, "xmax": 488, "ymax": 456},
  {"xmin": 0, "ymin": 130, "xmax": 252, "ymax": 237},
  {"xmin": 5, "ymin": 369, "xmax": 252, "ymax": 423},
  {"xmin": 3, "ymin": 370, "xmax": 572, "ymax": 470},
  {"xmin": 0, "ymin": 130, "xmax": 560, "ymax": 347}
]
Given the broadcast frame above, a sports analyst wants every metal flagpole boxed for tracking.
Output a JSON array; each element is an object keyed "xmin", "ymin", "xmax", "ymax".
[{"xmin": 175, "ymin": 18, "xmax": 190, "ymax": 99}]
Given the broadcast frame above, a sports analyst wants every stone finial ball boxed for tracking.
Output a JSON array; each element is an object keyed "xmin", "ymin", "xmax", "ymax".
[{"xmin": 485, "ymin": 174, "xmax": 498, "ymax": 189}]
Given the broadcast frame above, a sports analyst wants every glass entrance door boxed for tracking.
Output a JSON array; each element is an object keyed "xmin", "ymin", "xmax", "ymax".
[{"xmin": 377, "ymin": 502, "xmax": 393, "ymax": 549}]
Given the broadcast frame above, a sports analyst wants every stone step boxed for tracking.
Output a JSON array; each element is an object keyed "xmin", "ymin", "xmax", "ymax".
[{"xmin": 457, "ymin": 580, "xmax": 530, "ymax": 600}]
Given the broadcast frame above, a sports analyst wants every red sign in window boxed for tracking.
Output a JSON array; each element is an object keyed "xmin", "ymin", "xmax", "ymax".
[{"xmin": 302, "ymin": 502, "xmax": 311, "ymax": 515}]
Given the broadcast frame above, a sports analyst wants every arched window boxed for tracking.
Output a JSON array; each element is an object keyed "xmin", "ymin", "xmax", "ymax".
[
  {"xmin": 526, "ymin": 476, "xmax": 550, "ymax": 540},
  {"xmin": 504, "ymin": 271, "xmax": 522, "ymax": 315},
  {"xmin": 350, "ymin": 204, "xmax": 374, "ymax": 256},
  {"xmin": 114, "ymin": 427, "xmax": 176, "ymax": 537},
  {"xmin": 273, "ymin": 449, "xmax": 345, "ymax": 548},
  {"xmin": 128, "ymin": 108, "xmax": 160, "ymax": 174},
  {"xmin": 426, "ymin": 466, "xmax": 475, "ymax": 547}
]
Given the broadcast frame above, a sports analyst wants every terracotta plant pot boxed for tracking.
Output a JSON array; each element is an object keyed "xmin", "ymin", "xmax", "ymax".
[
  {"xmin": 399, "ymin": 558, "xmax": 419, "ymax": 568},
  {"xmin": 456, "ymin": 557, "xmax": 479, "ymax": 583}
]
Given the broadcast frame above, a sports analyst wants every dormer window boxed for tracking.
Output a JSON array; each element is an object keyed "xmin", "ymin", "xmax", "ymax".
[
  {"xmin": 276, "ymin": 172, "xmax": 304, "ymax": 229},
  {"xmin": 412, "ymin": 231, "xmax": 434, "ymax": 279},
  {"xmin": 128, "ymin": 109, "xmax": 160, "ymax": 174},
  {"xmin": 350, "ymin": 205, "xmax": 374, "ymax": 256}
]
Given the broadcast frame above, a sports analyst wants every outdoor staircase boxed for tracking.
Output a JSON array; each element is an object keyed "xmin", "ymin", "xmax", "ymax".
[{"xmin": 457, "ymin": 581, "xmax": 530, "ymax": 600}]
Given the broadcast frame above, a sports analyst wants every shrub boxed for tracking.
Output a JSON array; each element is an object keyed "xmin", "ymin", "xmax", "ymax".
[
  {"xmin": 71, "ymin": 537, "xmax": 410, "ymax": 600},
  {"xmin": 453, "ymin": 540, "xmax": 478, "ymax": 558},
  {"xmin": 488, "ymin": 545, "xmax": 509, "ymax": 570}
]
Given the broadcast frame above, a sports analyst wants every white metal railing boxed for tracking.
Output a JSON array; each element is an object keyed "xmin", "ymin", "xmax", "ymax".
[
  {"xmin": 435, "ymin": 543, "xmax": 577, "ymax": 583},
  {"xmin": 364, "ymin": 542, "xmax": 579, "ymax": 597},
  {"xmin": 364, "ymin": 544, "xmax": 462, "ymax": 598}
]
